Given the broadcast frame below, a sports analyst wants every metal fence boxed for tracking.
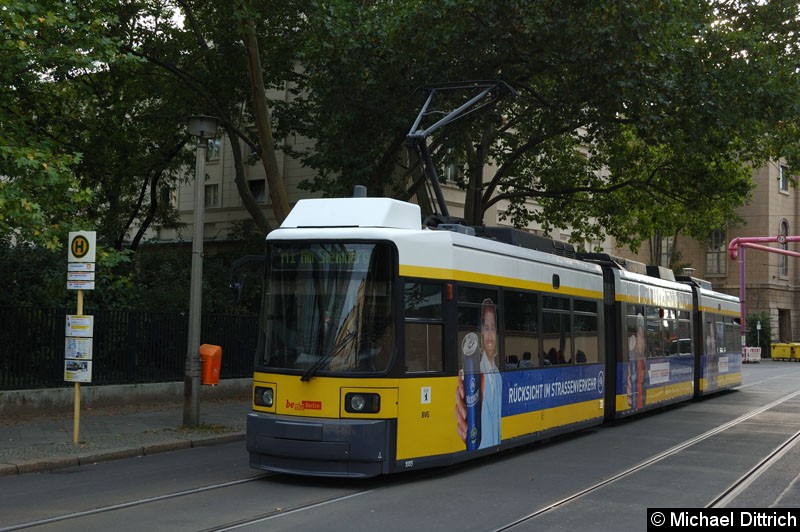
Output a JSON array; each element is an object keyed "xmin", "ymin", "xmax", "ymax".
[{"xmin": 0, "ymin": 306, "xmax": 258, "ymax": 390}]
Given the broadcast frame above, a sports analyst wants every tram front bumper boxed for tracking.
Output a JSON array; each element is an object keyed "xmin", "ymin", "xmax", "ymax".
[{"xmin": 246, "ymin": 412, "xmax": 395, "ymax": 478}]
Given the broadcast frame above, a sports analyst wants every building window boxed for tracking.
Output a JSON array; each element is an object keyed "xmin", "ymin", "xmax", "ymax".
[
  {"xmin": 205, "ymin": 184, "xmax": 219, "ymax": 208},
  {"xmin": 778, "ymin": 165, "xmax": 789, "ymax": 192},
  {"xmin": 779, "ymin": 220, "xmax": 789, "ymax": 277},
  {"xmin": 438, "ymin": 148, "xmax": 460, "ymax": 184},
  {"xmin": 660, "ymin": 235, "xmax": 674, "ymax": 268},
  {"xmin": 159, "ymin": 186, "xmax": 176, "ymax": 208},
  {"xmin": 248, "ymin": 179, "xmax": 266, "ymax": 203},
  {"xmin": 206, "ymin": 138, "xmax": 221, "ymax": 162},
  {"xmin": 706, "ymin": 229, "xmax": 727, "ymax": 275}
]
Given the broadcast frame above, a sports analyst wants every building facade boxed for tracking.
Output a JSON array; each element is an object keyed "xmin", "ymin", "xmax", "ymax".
[
  {"xmin": 660, "ymin": 161, "xmax": 799, "ymax": 343},
  {"xmin": 163, "ymin": 134, "xmax": 798, "ymax": 344}
]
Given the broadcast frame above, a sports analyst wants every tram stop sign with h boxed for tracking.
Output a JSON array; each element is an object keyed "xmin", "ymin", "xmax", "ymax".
[{"xmin": 68, "ymin": 231, "xmax": 96, "ymax": 263}]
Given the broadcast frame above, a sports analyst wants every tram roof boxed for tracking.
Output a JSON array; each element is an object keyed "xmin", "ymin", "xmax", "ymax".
[{"xmin": 281, "ymin": 198, "xmax": 421, "ymax": 230}]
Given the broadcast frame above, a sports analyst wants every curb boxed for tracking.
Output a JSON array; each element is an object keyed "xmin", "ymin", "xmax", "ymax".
[{"xmin": 0, "ymin": 432, "xmax": 245, "ymax": 477}]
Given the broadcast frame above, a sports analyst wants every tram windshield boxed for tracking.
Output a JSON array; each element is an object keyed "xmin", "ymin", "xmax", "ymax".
[{"xmin": 258, "ymin": 241, "xmax": 395, "ymax": 376}]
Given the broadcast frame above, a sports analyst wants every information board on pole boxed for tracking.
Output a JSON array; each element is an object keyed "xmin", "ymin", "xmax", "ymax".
[
  {"xmin": 65, "ymin": 359, "xmax": 92, "ymax": 383},
  {"xmin": 65, "ymin": 315, "xmax": 93, "ymax": 383},
  {"xmin": 65, "ymin": 315, "xmax": 93, "ymax": 337},
  {"xmin": 65, "ymin": 336, "xmax": 92, "ymax": 358}
]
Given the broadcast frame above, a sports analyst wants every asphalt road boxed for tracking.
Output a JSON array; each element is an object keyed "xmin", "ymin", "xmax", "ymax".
[{"xmin": 1, "ymin": 361, "xmax": 799, "ymax": 532}]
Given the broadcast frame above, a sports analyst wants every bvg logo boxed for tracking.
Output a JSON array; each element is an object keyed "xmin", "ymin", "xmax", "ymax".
[
  {"xmin": 71, "ymin": 235, "xmax": 90, "ymax": 259},
  {"xmin": 285, "ymin": 399, "xmax": 322, "ymax": 411}
]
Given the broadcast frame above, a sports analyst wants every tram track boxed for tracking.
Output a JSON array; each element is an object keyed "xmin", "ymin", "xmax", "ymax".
[
  {"xmin": 707, "ymin": 428, "xmax": 800, "ymax": 508},
  {"xmin": 199, "ymin": 385, "xmax": 800, "ymax": 532},
  {"xmin": 493, "ymin": 387, "xmax": 800, "ymax": 531},
  {"xmin": 2, "ymin": 471, "xmax": 389, "ymax": 532},
  {"xmin": 3, "ymin": 364, "xmax": 800, "ymax": 532},
  {"xmin": 0, "ymin": 475, "xmax": 269, "ymax": 532},
  {"xmin": 7, "ymin": 389, "xmax": 799, "ymax": 532},
  {"xmin": 203, "ymin": 489, "xmax": 377, "ymax": 532}
]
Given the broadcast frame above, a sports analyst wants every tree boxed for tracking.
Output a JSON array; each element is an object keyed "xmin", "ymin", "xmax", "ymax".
[
  {"xmin": 122, "ymin": 0, "xmax": 303, "ymax": 233},
  {"xmin": 280, "ymin": 0, "xmax": 800, "ymax": 250},
  {"xmin": 0, "ymin": 1, "xmax": 322, "ymax": 314},
  {"xmin": 2, "ymin": 0, "xmax": 304, "ymax": 253},
  {"xmin": 1, "ymin": 1, "xmax": 207, "ymax": 254},
  {"xmin": 6, "ymin": 0, "xmax": 798, "ymax": 259},
  {"xmin": 33, "ymin": 58, "xmax": 197, "ymax": 251},
  {"xmin": 0, "ymin": 1, "xmax": 122, "ymax": 250}
]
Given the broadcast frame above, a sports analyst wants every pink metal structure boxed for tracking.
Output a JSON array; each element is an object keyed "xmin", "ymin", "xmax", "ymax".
[{"xmin": 727, "ymin": 235, "xmax": 800, "ymax": 347}]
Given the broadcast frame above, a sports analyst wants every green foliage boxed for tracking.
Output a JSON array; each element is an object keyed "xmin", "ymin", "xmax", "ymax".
[
  {"xmin": 90, "ymin": 247, "xmax": 139, "ymax": 310},
  {"xmin": 0, "ymin": 237, "xmax": 256, "ymax": 315},
  {"xmin": 0, "ymin": 235, "xmax": 150, "ymax": 309},
  {"xmin": 1, "ymin": 1, "xmax": 252, "ymax": 252},
  {"xmin": 1, "ymin": 0, "xmax": 123, "ymax": 250},
  {"xmin": 0, "ymin": 237, "xmax": 69, "ymax": 307},
  {"xmin": 0, "ymin": 1, "xmax": 276, "ymax": 314},
  {"xmin": 280, "ymin": 0, "xmax": 799, "ymax": 249},
  {"xmin": 3, "ymin": 0, "xmax": 799, "ymax": 308},
  {"xmin": 746, "ymin": 311, "xmax": 772, "ymax": 355},
  {"xmin": 132, "ymin": 244, "xmax": 248, "ymax": 314}
]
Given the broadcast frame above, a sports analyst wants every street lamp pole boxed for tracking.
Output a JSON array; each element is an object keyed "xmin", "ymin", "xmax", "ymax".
[{"xmin": 184, "ymin": 115, "xmax": 218, "ymax": 427}]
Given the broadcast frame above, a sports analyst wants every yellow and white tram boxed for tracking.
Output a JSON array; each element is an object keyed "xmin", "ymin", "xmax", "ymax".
[
  {"xmin": 246, "ymin": 196, "xmax": 741, "ymax": 477},
  {"xmin": 688, "ymin": 281, "xmax": 743, "ymax": 395}
]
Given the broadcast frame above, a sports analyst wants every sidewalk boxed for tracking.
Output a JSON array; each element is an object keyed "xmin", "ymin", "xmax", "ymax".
[{"xmin": 0, "ymin": 396, "xmax": 250, "ymax": 476}]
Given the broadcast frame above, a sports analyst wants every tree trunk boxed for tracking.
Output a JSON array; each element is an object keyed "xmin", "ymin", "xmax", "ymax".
[
  {"xmin": 229, "ymin": 131, "xmax": 272, "ymax": 235},
  {"xmin": 240, "ymin": 0, "xmax": 290, "ymax": 224}
]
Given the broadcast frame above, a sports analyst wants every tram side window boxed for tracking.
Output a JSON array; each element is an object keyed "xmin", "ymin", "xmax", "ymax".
[
  {"xmin": 573, "ymin": 299, "xmax": 600, "ymax": 364},
  {"xmin": 672, "ymin": 310, "xmax": 693, "ymax": 355},
  {"xmin": 704, "ymin": 315, "xmax": 717, "ymax": 355},
  {"xmin": 658, "ymin": 308, "xmax": 677, "ymax": 358},
  {"xmin": 715, "ymin": 315, "xmax": 740, "ymax": 354},
  {"xmin": 726, "ymin": 317, "xmax": 742, "ymax": 353},
  {"xmin": 626, "ymin": 305, "xmax": 646, "ymax": 361},
  {"xmin": 645, "ymin": 307, "xmax": 662, "ymax": 358},
  {"xmin": 704, "ymin": 314, "xmax": 741, "ymax": 356},
  {"xmin": 405, "ymin": 323, "xmax": 443, "ymax": 373},
  {"xmin": 642, "ymin": 306, "xmax": 681, "ymax": 358},
  {"xmin": 404, "ymin": 282, "xmax": 443, "ymax": 373},
  {"xmin": 504, "ymin": 290, "xmax": 539, "ymax": 369},
  {"xmin": 715, "ymin": 320, "xmax": 726, "ymax": 353},
  {"xmin": 542, "ymin": 295, "xmax": 572, "ymax": 365}
]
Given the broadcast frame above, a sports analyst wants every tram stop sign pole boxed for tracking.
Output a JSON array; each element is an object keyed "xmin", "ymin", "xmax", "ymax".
[{"xmin": 66, "ymin": 231, "xmax": 96, "ymax": 444}]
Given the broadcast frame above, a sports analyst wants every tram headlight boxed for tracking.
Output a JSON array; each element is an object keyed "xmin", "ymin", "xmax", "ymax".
[
  {"xmin": 345, "ymin": 392, "xmax": 380, "ymax": 414},
  {"xmin": 351, "ymin": 394, "xmax": 366, "ymax": 411},
  {"xmin": 254, "ymin": 386, "xmax": 274, "ymax": 407}
]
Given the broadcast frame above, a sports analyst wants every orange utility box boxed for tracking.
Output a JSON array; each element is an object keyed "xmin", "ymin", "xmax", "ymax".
[{"xmin": 199, "ymin": 344, "xmax": 222, "ymax": 385}]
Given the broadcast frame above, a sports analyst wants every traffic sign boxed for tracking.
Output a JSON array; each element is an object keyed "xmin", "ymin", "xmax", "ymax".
[
  {"xmin": 68, "ymin": 231, "xmax": 96, "ymax": 263},
  {"xmin": 68, "ymin": 262, "xmax": 95, "ymax": 272},
  {"xmin": 67, "ymin": 280, "xmax": 96, "ymax": 290},
  {"xmin": 68, "ymin": 271, "xmax": 95, "ymax": 282}
]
